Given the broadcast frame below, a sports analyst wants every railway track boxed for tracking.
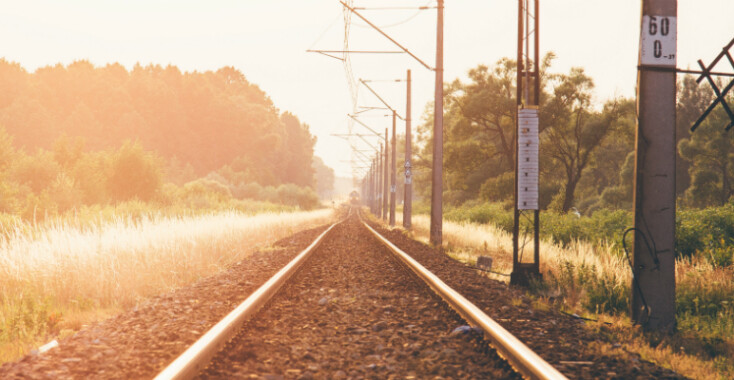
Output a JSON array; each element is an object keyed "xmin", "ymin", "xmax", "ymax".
[
  {"xmin": 0, "ymin": 207, "xmax": 685, "ymax": 379},
  {"xmin": 156, "ymin": 208, "xmax": 566, "ymax": 380}
]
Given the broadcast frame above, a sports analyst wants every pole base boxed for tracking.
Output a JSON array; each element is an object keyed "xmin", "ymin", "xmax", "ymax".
[{"xmin": 510, "ymin": 264, "xmax": 542, "ymax": 287}]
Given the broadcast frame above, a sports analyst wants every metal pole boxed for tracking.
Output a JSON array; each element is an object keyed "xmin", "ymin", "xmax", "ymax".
[
  {"xmin": 512, "ymin": 0, "xmax": 523, "ymax": 275},
  {"xmin": 404, "ymin": 69, "xmax": 413, "ymax": 229},
  {"xmin": 533, "ymin": 0, "xmax": 541, "ymax": 272},
  {"xmin": 370, "ymin": 162, "xmax": 375, "ymax": 213},
  {"xmin": 373, "ymin": 159, "xmax": 378, "ymax": 215},
  {"xmin": 383, "ymin": 128, "xmax": 389, "ymax": 221},
  {"xmin": 632, "ymin": 0, "xmax": 677, "ymax": 331},
  {"xmin": 374, "ymin": 160, "xmax": 378, "ymax": 213},
  {"xmin": 511, "ymin": 0, "xmax": 541, "ymax": 286},
  {"xmin": 390, "ymin": 111, "xmax": 397, "ymax": 226},
  {"xmin": 378, "ymin": 144, "xmax": 383, "ymax": 217},
  {"xmin": 430, "ymin": 0, "xmax": 444, "ymax": 245}
]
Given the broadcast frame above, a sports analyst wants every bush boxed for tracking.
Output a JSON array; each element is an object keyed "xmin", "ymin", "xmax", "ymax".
[
  {"xmin": 232, "ymin": 182, "xmax": 262, "ymax": 200},
  {"xmin": 107, "ymin": 141, "xmax": 163, "ymax": 202},
  {"xmin": 677, "ymin": 205, "xmax": 734, "ymax": 260},
  {"xmin": 274, "ymin": 184, "xmax": 320, "ymax": 210},
  {"xmin": 444, "ymin": 201, "xmax": 734, "ymax": 267}
]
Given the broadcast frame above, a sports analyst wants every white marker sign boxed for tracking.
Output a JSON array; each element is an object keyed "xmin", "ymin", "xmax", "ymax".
[
  {"xmin": 640, "ymin": 15, "xmax": 677, "ymax": 67},
  {"xmin": 517, "ymin": 108, "xmax": 539, "ymax": 210}
]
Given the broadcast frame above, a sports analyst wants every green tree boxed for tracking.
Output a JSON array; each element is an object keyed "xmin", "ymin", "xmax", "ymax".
[
  {"xmin": 679, "ymin": 106, "xmax": 734, "ymax": 207},
  {"xmin": 312, "ymin": 156, "xmax": 334, "ymax": 198},
  {"xmin": 279, "ymin": 112, "xmax": 316, "ymax": 187},
  {"xmin": 107, "ymin": 141, "xmax": 163, "ymax": 202},
  {"xmin": 542, "ymin": 68, "xmax": 627, "ymax": 212},
  {"xmin": 676, "ymin": 75, "xmax": 715, "ymax": 196}
]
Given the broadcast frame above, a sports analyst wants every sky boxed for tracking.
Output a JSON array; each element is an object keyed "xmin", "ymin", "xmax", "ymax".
[{"xmin": 0, "ymin": 1, "xmax": 732, "ymax": 179}]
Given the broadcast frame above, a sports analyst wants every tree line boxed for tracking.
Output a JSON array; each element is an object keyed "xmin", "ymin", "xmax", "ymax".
[
  {"xmin": 411, "ymin": 54, "xmax": 729, "ymax": 213},
  {"xmin": 0, "ymin": 59, "xmax": 334, "ymax": 217},
  {"xmin": 0, "ymin": 59, "xmax": 328, "ymax": 187}
]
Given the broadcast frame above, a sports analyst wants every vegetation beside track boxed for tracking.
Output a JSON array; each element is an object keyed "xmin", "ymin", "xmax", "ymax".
[
  {"xmin": 400, "ymin": 205, "xmax": 733, "ymax": 380},
  {"xmin": 0, "ymin": 207, "xmax": 334, "ymax": 364}
]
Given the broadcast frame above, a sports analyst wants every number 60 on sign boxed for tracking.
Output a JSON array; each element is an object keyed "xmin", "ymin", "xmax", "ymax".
[{"xmin": 640, "ymin": 15, "xmax": 677, "ymax": 67}]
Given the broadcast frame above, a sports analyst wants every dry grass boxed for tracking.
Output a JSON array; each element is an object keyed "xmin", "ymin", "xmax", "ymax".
[
  {"xmin": 405, "ymin": 214, "xmax": 733, "ymax": 380},
  {"xmin": 0, "ymin": 208, "xmax": 334, "ymax": 363},
  {"xmin": 409, "ymin": 214, "xmax": 628, "ymax": 286}
]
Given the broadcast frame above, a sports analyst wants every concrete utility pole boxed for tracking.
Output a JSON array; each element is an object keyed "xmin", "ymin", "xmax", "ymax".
[
  {"xmin": 403, "ymin": 69, "xmax": 413, "ymax": 229},
  {"xmin": 390, "ymin": 111, "xmax": 397, "ymax": 226},
  {"xmin": 632, "ymin": 0, "xmax": 677, "ymax": 331},
  {"xmin": 430, "ymin": 0, "xmax": 444, "ymax": 245},
  {"xmin": 383, "ymin": 128, "xmax": 389, "ymax": 221}
]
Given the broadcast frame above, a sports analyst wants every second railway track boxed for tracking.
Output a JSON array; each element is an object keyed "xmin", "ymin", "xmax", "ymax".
[{"xmin": 159, "ymin": 209, "xmax": 564, "ymax": 379}]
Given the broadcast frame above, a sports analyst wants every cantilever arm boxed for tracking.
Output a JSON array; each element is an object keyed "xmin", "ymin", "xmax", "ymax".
[{"xmin": 339, "ymin": 1, "xmax": 434, "ymax": 71}]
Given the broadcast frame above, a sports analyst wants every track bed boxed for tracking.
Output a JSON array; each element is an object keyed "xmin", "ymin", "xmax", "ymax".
[{"xmin": 198, "ymin": 215, "xmax": 516, "ymax": 379}]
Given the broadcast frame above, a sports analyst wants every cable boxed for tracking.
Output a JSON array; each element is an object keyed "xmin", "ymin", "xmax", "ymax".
[
  {"xmin": 561, "ymin": 310, "xmax": 612, "ymax": 325},
  {"xmin": 308, "ymin": 12, "xmax": 342, "ymax": 51},
  {"xmin": 477, "ymin": 267, "xmax": 512, "ymax": 277},
  {"xmin": 622, "ymin": 227, "xmax": 655, "ymax": 323},
  {"xmin": 350, "ymin": 0, "xmax": 434, "ymax": 29}
]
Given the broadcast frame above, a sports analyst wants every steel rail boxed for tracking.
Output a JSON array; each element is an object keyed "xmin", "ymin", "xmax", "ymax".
[
  {"xmin": 154, "ymin": 222, "xmax": 339, "ymax": 380},
  {"xmin": 361, "ymin": 219, "xmax": 568, "ymax": 380}
]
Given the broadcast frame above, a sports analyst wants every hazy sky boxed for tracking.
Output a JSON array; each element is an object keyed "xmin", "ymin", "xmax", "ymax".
[{"xmin": 0, "ymin": 1, "xmax": 732, "ymax": 178}]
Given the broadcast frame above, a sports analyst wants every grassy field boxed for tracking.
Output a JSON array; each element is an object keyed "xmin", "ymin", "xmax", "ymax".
[
  {"xmin": 0, "ymin": 208, "xmax": 334, "ymax": 363},
  {"xmin": 395, "ymin": 213, "xmax": 733, "ymax": 380}
]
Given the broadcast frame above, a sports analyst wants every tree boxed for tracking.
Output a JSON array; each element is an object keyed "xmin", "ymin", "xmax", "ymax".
[
  {"xmin": 107, "ymin": 141, "xmax": 163, "ymax": 202},
  {"xmin": 312, "ymin": 156, "xmax": 334, "ymax": 198},
  {"xmin": 542, "ymin": 68, "xmax": 627, "ymax": 212},
  {"xmin": 676, "ymin": 75, "xmax": 715, "ymax": 196},
  {"xmin": 679, "ymin": 105, "xmax": 734, "ymax": 207},
  {"xmin": 279, "ymin": 112, "xmax": 316, "ymax": 187},
  {"xmin": 0, "ymin": 60, "xmax": 320, "ymax": 194}
]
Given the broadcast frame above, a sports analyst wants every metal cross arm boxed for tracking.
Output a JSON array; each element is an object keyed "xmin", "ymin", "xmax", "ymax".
[
  {"xmin": 348, "ymin": 114, "xmax": 386, "ymax": 140},
  {"xmin": 360, "ymin": 79, "xmax": 404, "ymax": 120},
  {"xmin": 307, "ymin": 50, "xmax": 405, "ymax": 54},
  {"xmin": 357, "ymin": 134, "xmax": 379, "ymax": 151},
  {"xmin": 356, "ymin": 106, "xmax": 389, "ymax": 115},
  {"xmin": 351, "ymin": 155, "xmax": 372, "ymax": 166},
  {"xmin": 690, "ymin": 37, "xmax": 734, "ymax": 132},
  {"xmin": 353, "ymin": 151, "xmax": 373, "ymax": 163},
  {"xmin": 339, "ymin": 1, "xmax": 434, "ymax": 71}
]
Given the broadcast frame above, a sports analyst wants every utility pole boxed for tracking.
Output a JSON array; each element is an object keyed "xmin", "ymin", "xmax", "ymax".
[
  {"xmin": 337, "ymin": 1, "xmax": 438, "ymax": 231},
  {"xmin": 511, "ymin": 0, "xmax": 541, "ymax": 286},
  {"xmin": 390, "ymin": 111, "xmax": 397, "ymax": 226},
  {"xmin": 430, "ymin": 0, "xmax": 444, "ymax": 245},
  {"xmin": 373, "ymin": 158, "xmax": 378, "ymax": 215},
  {"xmin": 632, "ymin": 0, "xmax": 677, "ymax": 331},
  {"xmin": 383, "ymin": 128, "xmax": 389, "ymax": 221},
  {"xmin": 373, "ymin": 159, "xmax": 378, "ymax": 214},
  {"xmin": 369, "ymin": 162, "xmax": 375, "ymax": 213},
  {"xmin": 404, "ymin": 69, "xmax": 413, "ymax": 229},
  {"xmin": 377, "ymin": 143, "xmax": 383, "ymax": 218}
]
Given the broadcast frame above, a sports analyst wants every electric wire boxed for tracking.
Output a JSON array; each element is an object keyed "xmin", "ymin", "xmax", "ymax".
[
  {"xmin": 307, "ymin": 12, "xmax": 343, "ymax": 51},
  {"xmin": 622, "ymin": 227, "xmax": 655, "ymax": 322},
  {"xmin": 350, "ymin": 0, "xmax": 434, "ymax": 29}
]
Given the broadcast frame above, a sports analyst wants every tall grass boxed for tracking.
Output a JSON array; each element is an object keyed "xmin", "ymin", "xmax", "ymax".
[
  {"xmin": 404, "ymin": 214, "xmax": 733, "ymax": 379},
  {"xmin": 0, "ymin": 208, "xmax": 333, "ymax": 362}
]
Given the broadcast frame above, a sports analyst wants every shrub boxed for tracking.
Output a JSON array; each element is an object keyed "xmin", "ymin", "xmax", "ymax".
[
  {"xmin": 107, "ymin": 141, "xmax": 162, "ymax": 202},
  {"xmin": 232, "ymin": 182, "xmax": 262, "ymax": 200}
]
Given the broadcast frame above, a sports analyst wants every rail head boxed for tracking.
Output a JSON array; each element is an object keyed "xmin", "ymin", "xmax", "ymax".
[
  {"xmin": 154, "ymin": 222, "xmax": 339, "ymax": 380},
  {"xmin": 361, "ymin": 220, "xmax": 567, "ymax": 380}
]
